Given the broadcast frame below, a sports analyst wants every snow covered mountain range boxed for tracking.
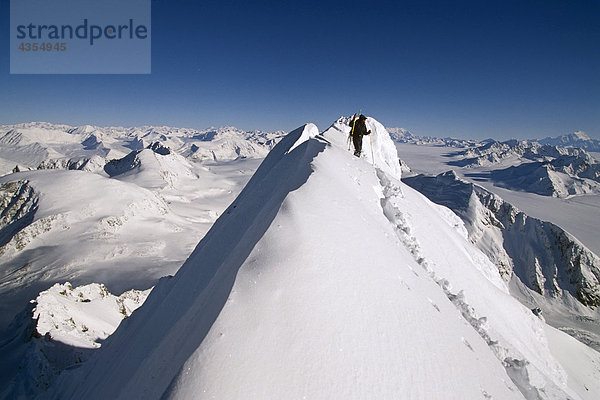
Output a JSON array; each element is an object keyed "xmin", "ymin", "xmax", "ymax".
[
  {"xmin": 447, "ymin": 139, "xmax": 588, "ymax": 167},
  {"xmin": 0, "ymin": 122, "xmax": 285, "ymax": 176},
  {"xmin": 539, "ymin": 131, "xmax": 600, "ymax": 152},
  {"xmin": 386, "ymin": 126, "xmax": 477, "ymax": 147},
  {"xmin": 390, "ymin": 127, "xmax": 600, "ymax": 198},
  {"xmin": 0, "ymin": 119, "xmax": 599, "ymax": 399},
  {"xmin": 0, "ymin": 122, "xmax": 273, "ymax": 398},
  {"xmin": 0, "ymin": 122, "xmax": 283, "ymax": 321},
  {"xmin": 389, "ymin": 128, "xmax": 600, "ymax": 153}
]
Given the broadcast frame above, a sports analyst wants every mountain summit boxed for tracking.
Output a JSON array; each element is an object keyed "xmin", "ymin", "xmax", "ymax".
[
  {"xmin": 48, "ymin": 118, "xmax": 596, "ymax": 399},
  {"xmin": 539, "ymin": 131, "xmax": 600, "ymax": 152}
]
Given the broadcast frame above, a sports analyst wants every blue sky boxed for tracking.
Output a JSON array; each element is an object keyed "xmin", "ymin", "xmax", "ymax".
[{"xmin": 1, "ymin": 0, "xmax": 599, "ymax": 139}]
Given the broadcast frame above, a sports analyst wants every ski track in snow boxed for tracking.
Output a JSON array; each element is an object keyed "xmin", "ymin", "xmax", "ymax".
[
  {"xmin": 375, "ymin": 167, "xmax": 545, "ymax": 399},
  {"xmin": 337, "ymin": 119, "xmax": 593, "ymax": 400},
  {"xmin": 370, "ymin": 133, "xmax": 591, "ymax": 399}
]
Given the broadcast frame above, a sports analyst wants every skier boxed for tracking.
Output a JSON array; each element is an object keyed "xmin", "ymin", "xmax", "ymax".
[{"xmin": 348, "ymin": 114, "xmax": 371, "ymax": 157}]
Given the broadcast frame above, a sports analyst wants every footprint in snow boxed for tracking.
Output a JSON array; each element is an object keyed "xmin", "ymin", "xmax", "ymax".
[
  {"xmin": 462, "ymin": 337, "xmax": 475, "ymax": 352},
  {"xmin": 427, "ymin": 297, "xmax": 441, "ymax": 312}
]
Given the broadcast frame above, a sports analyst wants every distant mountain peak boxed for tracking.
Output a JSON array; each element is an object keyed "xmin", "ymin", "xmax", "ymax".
[
  {"xmin": 571, "ymin": 130, "xmax": 591, "ymax": 141},
  {"xmin": 386, "ymin": 126, "xmax": 476, "ymax": 148},
  {"xmin": 539, "ymin": 131, "xmax": 600, "ymax": 152},
  {"xmin": 69, "ymin": 125, "xmax": 98, "ymax": 135}
]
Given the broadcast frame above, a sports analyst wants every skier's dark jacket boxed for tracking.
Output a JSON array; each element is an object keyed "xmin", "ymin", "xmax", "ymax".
[
  {"xmin": 352, "ymin": 119, "xmax": 370, "ymax": 137},
  {"xmin": 348, "ymin": 116, "xmax": 370, "ymax": 156}
]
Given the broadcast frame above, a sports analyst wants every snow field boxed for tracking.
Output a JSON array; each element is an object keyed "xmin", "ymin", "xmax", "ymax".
[
  {"xmin": 48, "ymin": 121, "xmax": 591, "ymax": 400},
  {"xmin": 2, "ymin": 118, "xmax": 598, "ymax": 400}
]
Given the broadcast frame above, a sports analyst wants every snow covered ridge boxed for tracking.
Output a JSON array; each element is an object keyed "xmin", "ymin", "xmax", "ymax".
[
  {"xmin": 43, "ymin": 119, "xmax": 599, "ymax": 400},
  {"xmin": 404, "ymin": 171, "xmax": 600, "ymax": 307},
  {"xmin": 404, "ymin": 171, "xmax": 600, "ymax": 353},
  {"xmin": 0, "ymin": 121, "xmax": 286, "ymax": 176},
  {"xmin": 335, "ymin": 116, "xmax": 403, "ymax": 179},
  {"xmin": 0, "ymin": 282, "xmax": 150, "ymax": 399}
]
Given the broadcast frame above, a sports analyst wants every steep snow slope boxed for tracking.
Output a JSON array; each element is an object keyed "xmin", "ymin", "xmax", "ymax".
[
  {"xmin": 403, "ymin": 171, "xmax": 600, "ymax": 350},
  {"xmin": 0, "ymin": 152, "xmax": 260, "ymax": 399},
  {"xmin": 404, "ymin": 171, "xmax": 600, "ymax": 306},
  {"xmin": 0, "ymin": 283, "xmax": 150, "ymax": 399},
  {"xmin": 48, "ymin": 120, "xmax": 596, "ymax": 400},
  {"xmin": 544, "ymin": 324, "xmax": 600, "ymax": 396}
]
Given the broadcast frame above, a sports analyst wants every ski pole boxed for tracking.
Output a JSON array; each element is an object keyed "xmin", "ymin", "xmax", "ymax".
[
  {"xmin": 348, "ymin": 109, "xmax": 360, "ymax": 151},
  {"xmin": 370, "ymin": 131, "xmax": 374, "ymax": 165}
]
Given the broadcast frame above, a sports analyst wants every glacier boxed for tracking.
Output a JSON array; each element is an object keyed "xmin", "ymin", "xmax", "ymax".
[{"xmin": 34, "ymin": 119, "xmax": 598, "ymax": 400}]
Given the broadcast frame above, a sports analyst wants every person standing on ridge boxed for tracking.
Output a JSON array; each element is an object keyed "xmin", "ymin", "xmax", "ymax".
[{"xmin": 349, "ymin": 114, "xmax": 371, "ymax": 157}]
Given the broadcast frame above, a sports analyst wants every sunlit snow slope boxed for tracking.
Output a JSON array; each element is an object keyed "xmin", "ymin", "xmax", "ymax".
[{"xmin": 50, "ymin": 119, "xmax": 598, "ymax": 400}]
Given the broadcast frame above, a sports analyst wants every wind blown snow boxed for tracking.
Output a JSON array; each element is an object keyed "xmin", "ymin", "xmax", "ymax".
[{"xmin": 40, "ymin": 118, "xmax": 599, "ymax": 400}]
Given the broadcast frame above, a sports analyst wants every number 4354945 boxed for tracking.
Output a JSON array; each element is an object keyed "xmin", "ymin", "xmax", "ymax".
[{"xmin": 19, "ymin": 42, "xmax": 66, "ymax": 52}]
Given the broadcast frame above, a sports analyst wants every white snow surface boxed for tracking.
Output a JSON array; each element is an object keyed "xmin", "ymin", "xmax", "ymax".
[
  {"xmin": 396, "ymin": 142, "xmax": 600, "ymax": 257},
  {"xmin": 0, "ymin": 122, "xmax": 284, "ymax": 176},
  {"xmin": 0, "ymin": 156, "xmax": 259, "ymax": 332},
  {"xmin": 0, "ymin": 282, "xmax": 150, "ymax": 400},
  {"xmin": 544, "ymin": 324, "xmax": 600, "ymax": 399},
  {"xmin": 48, "ymin": 120, "xmax": 597, "ymax": 400},
  {"xmin": 337, "ymin": 116, "xmax": 403, "ymax": 180},
  {"xmin": 33, "ymin": 282, "xmax": 151, "ymax": 349}
]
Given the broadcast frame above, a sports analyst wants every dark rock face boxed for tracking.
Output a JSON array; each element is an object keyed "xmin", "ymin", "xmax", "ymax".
[{"xmin": 147, "ymin": 142, "xmax": 171, "ymax": 155}]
